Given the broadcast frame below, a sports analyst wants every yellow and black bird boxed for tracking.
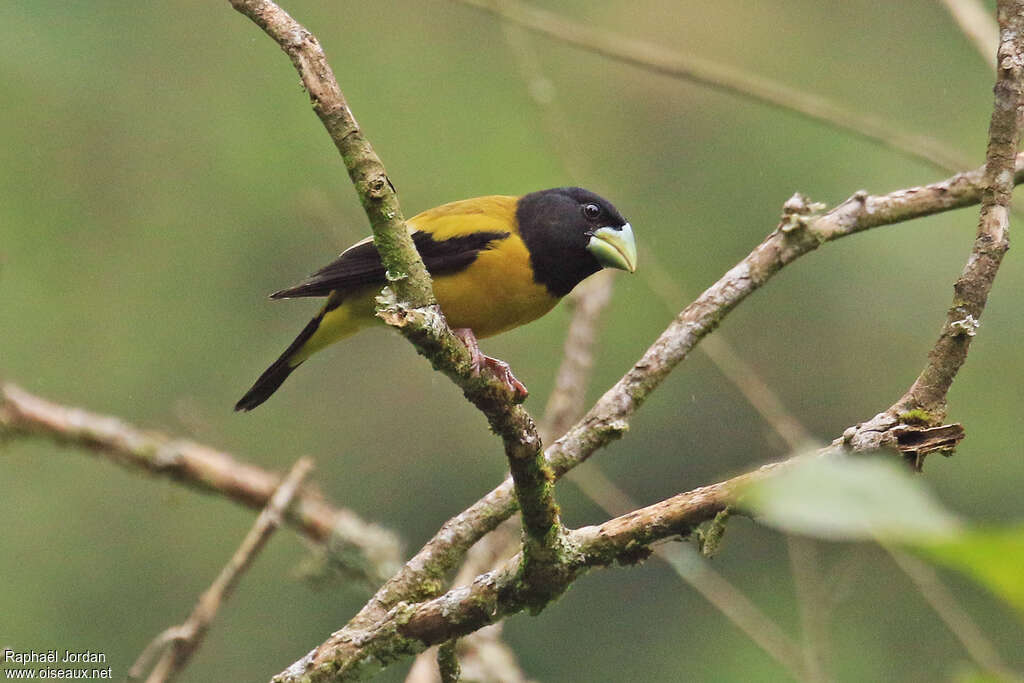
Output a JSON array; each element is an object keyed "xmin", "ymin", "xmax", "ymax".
[{"xmin": 235, "ymin": 187, "xmax": 636, "ymax": 411}]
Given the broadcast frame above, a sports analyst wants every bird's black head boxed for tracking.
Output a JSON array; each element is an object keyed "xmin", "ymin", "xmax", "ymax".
[{"xmin": 516, "ymin": 187, "xmax": 636, "ymax": 297}]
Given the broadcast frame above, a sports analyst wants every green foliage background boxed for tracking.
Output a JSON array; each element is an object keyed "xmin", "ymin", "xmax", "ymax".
[{"xmin": 1, "ymin": 1, "xmax": 1021, "ymax": 680}]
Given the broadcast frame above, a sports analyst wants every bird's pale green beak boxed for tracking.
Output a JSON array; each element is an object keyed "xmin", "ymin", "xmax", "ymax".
[{"xmin": 588, "ymin": 223, "xmax": 637, "ymax": 273}]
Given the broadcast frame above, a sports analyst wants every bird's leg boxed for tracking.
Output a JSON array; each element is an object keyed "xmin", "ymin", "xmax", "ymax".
[{"xmin": 452, "ymin": 328, "xmax": 529, "ymax": 400}]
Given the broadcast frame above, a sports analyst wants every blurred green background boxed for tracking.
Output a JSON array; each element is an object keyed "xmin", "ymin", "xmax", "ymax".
[{"xmin": 2, "ymin": 0, "xmax": 1022, "ymax": 680}]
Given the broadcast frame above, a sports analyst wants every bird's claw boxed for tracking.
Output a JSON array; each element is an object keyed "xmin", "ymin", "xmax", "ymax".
[
  {"xmin": 453, "ymin": 328, "xmax": 529, "ymax": 400},
  {"xmin": 481, "ymin": 355, "xmax": 529, "ymax": 400}
]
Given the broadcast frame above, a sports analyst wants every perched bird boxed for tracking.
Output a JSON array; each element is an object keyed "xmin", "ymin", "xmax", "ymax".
[{"xmin": 235, "ymin": 187, "xmax": 636, "ymax": 411}]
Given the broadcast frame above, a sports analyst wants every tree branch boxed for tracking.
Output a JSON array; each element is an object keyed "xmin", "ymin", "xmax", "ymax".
[
  {"xmin": 271, "ymin": 458, "xmax": 797, "ymax": 681},
  {"xmin": 0, "ymin": 383, "xmax": 400, "ymax": 584},
  {"xmin": 544, "ymin": 155, "xmax": 1024, "ymax": 478},
  {"xmin": 273, "ymin": 151, "xmax": 1024, "ymax": 680},
  {"xmin": 891, "ymin": 1, "xmax": 1022, "ymax": 420},
  {"xmin": 227, "ymin": 0, "xmax": 567, "ymax": 646},
  {"xmin": 359, "ymin": 152, "xmax": 1024, "ymax": 621},
  {"xmin": 130, "ymin": 457, "xmax": 313, "ymax": 682},
  {"xmin": 233, "ymin": 0, "xmax": 1024, "ymax": 677}
]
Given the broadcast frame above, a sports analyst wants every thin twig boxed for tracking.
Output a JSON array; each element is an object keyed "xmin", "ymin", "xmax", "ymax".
[
  {"xmin": 939, "ymin": 0, "xmax": 1000, "ymax": 70},
  {"xmin": 130, "ymin": 457, "xmax": 313, "ymax": 682},
  {"xmin": 539, "ymin": 272, "xmax": 615, "ymax": 444},
  {"xmin": 787, "ymin": 537, "xmax": 831, "ymax": 683},
  {"xmin": 452, "ymin": 0, "xmax": 972, "ymax": 174},
  {"xmin": 886, "ymin": 548, "xmax": 1019, "ymax": 680},
  {"xmin": 569, "ymin": 465, "xmax": 809, "ymax": 681},
  {"xmin": 0, "ymin": 383, "xmax": 400, "ymax": 584},
  {"xmin": 638, "ymin": 250, "xmax": 813, "ymax": 451}
]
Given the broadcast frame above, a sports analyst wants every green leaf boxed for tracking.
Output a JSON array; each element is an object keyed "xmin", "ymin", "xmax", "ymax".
[
  {"xmin": 738, "ymin": 454, "xmax": 962, "ymax": 541},
  {"xmin": 915, "ymin": 525, "xmax": 1024, "ymax": 615}
]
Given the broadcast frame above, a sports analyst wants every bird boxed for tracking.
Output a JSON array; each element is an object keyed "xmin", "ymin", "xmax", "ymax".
[{"xmin": 235, "ymin": 186, "xmax": 637, "ymax": 411}]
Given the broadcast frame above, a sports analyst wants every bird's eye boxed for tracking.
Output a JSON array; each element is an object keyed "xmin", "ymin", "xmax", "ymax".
[{"xmin": 582, "ymin": 203, "xmax": 601, "ymax": 220}]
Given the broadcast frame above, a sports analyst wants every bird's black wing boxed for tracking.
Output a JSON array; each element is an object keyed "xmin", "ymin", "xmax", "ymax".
[{"xmin": 270, "ymin": 230, "xmax": 509, "ymax": 299}]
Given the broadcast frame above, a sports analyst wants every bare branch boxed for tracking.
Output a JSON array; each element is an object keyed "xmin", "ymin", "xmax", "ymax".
[
  {"xmin": 0, "ymin": 383, "xmax": 400, "ymax": 584},
  {"xmin": 539, "ymin": 271, "xmax": 615, "ymax": 444},
  {"xmin": 639, "ymin": 252, "xmax": 813, "ymax": 450},
  {"xmin": 545, "ymin": 157, "xmax": 1024, "ymax": 479},
  {"xmin": 891, "ymin": 1, "xmax": 1023, "ymax": 421},
  {"xmin": 453, "ymin": 0, "xmax": 971, "ymax": 173},
  {"xmin": 130, "ymin": 457, "xmax": 313, "ymax": 682}
]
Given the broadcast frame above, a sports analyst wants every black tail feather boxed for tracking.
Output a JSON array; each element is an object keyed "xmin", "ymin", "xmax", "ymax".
[{"xmin": 234, "ymin": 310, "xmax": 324, "ymax": 412}]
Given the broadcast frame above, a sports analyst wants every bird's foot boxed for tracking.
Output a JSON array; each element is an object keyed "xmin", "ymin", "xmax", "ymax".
[
  {"xmin": 480, "ymin": 355, "xmax": 529, "ymax": 400},
  {"xmin": 453, "ymin": 328, "xmax": 529, "ymax": 400}
]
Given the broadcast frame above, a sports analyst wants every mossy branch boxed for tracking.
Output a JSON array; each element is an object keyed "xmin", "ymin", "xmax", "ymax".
[
  {"xmin": 227, "ymin": 0, "xmax": 564, "ymax": 639},
  {"xmin": 274, "ymin": 148, "xmax": 1024, "ymax": 681},
  {"xmin": 370, "ymin": 152, "xmax": 1024, "ymax": 618},
  {"xmin": 271, "ymin": 458, "xmax": 791, "ymax": 681},
  {"xmin": 227, "ymin": 1, "xmax": 1024, "ymax": 679}
]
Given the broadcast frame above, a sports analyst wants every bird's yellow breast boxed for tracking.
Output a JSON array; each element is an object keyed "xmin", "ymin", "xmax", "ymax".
[
  {"xmin": 431, "ymin": 233, "xmax": 558, "ymax": 338},
  {"xmin": 406, "ymin": 194, "xmax": 559, "ymax": 338}
]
